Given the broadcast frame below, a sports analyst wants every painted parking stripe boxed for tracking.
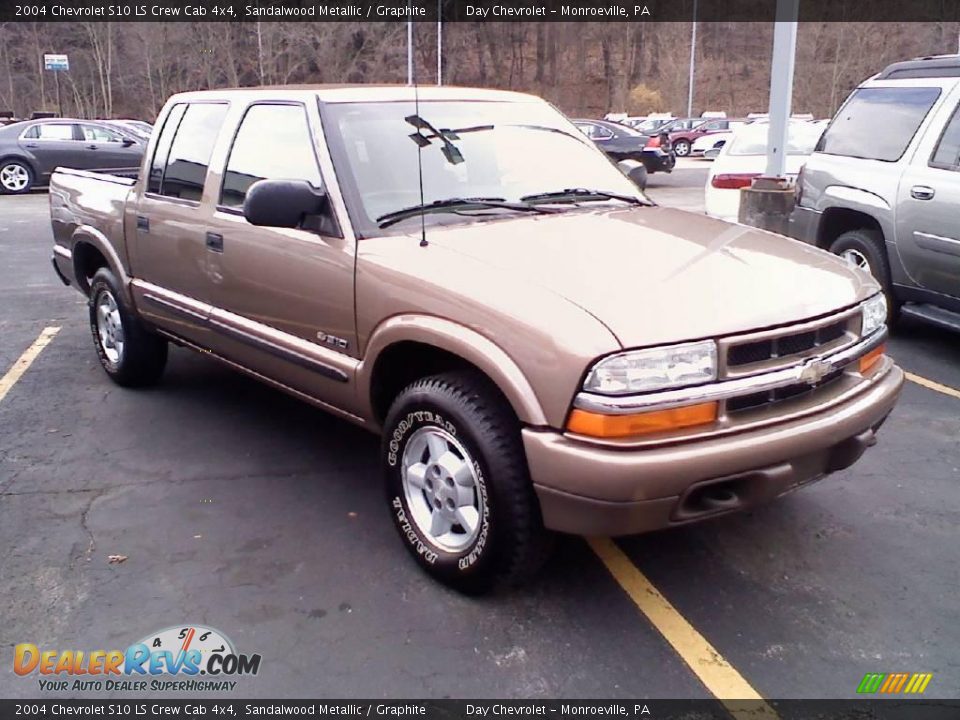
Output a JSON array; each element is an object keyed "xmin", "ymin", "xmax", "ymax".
[
  {"xmin": 905, "ymin": 372, "xmax": 960, "ymax": 401},
  {"xmin": 0, "ymin": 327, "xmax": 60, "ymax": 404},
  {"xmin": 588, "ymin": 538, "xmax": 779, "ymax": 719}
]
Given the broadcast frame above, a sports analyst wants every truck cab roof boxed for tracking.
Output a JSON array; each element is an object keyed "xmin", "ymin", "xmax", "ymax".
[
  {"xmin": 166, "ymin": 84, "xmax": 543, "ymax": 105},
  {"xmin": 874, "ymin": 54, "xmax": 960, "ymax": 81}
]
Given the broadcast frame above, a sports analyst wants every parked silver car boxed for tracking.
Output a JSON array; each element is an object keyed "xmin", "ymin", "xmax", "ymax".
[
  {"xmin": 0, "ymin": 118, "xmax": 144, "ymax": 194},
  {"xmin": 791, "ymin": 55, "xmax": 960, "ymax": 332}
]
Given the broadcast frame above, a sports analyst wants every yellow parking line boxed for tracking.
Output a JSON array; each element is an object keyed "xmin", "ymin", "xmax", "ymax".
[
  {"xmin": 905, "ymin": 372, "xmax": 960, "ymax": 401},
  {"xmin": 588, "ymin": 537, "xmax": 779, "ymax": 719},
  {"xmin": 0, "ymin": 327, "xmax": 60, "ymax": 404}
]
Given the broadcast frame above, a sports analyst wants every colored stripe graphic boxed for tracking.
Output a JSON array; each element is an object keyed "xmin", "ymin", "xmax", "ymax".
[
  {"xmin": 857, "ymin": 673, "xmax": 885, "ymax": 693},
  {"xmin": 907, "ymin": 673, "xmax": 933, "ymax": 694},
  {"xmin": 858, "ymin": 672, "xmax": 932, "ymax": 694}
]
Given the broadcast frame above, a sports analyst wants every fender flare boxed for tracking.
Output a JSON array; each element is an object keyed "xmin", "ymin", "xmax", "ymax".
[
  {"xmin": 357, "ymin": 314, "xmax": 549, "ymax": 427},
  {"xmin": 70, "ymin": 225, "xmax": 133, "ymax": 302}
]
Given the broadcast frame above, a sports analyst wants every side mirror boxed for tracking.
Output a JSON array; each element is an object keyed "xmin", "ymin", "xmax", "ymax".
[
  {"xmin": 617, "ymin": 159, "xmax": 648, "ymax": 191},
  {"xmin": 704, "ymin": 147, "xmax": 722, "ymax": 159},
  {"xmin": 243, "ymin": 179, "xmax": 327, "ymax": 228}
]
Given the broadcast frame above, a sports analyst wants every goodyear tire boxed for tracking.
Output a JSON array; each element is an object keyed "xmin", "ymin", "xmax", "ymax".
[
  {"xmin": 382, "ymin": 371, "xmax": 553, "ymax": 593},
  {"xmin": 830, "ymin": 229, "xmax": 901, "ymax": 327},
  {"xmin": 88, "ymin": 267, "xmax": 168, "ymax": 387}
]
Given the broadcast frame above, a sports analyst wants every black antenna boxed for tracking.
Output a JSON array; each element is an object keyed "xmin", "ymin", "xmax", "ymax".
[{"xmin": 413, "ymin": 67, "xmax": 428, "ymax": 247}]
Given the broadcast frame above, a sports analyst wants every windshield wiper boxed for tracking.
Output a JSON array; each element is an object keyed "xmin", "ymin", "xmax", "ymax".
[
  {"xmin": 520, "ymin": 188, "xmax": 648, "ymax": 206},
  {"xmin": 376, "ymin": 197, "xmax": 557, "ymax": 229}
]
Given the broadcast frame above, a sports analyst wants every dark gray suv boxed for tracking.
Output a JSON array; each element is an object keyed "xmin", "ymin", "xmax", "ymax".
[{"xmin": 791, "ymin": 55, "xmax": 960, "ymax": 332}]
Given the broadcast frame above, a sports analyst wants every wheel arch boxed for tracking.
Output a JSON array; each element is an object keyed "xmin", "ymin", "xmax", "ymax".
[
  {"xmin": 71, "ymin": 226, "xmax": 132, "ymax": 300},
  {"xmin": 358, "ymin": 316, "xmax": 549, "ymax": 430},
  {"xmin": 816, "ymin": 206, "xmax": 885, "ymax": 251}
]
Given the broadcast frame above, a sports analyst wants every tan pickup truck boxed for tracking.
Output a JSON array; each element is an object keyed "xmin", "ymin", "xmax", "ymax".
[{"xmin": 50, "ymin": 86, "xmax": 903, "ymax": 592}]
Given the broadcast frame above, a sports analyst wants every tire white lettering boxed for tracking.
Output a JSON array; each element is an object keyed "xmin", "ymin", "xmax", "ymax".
[
  {"xmin": 392, "ymin": 496, "xmax": 438, "ymax": 564},
  {"xmin": 458, "ymin": 460, "xmax": 490, "ymax": 571}
]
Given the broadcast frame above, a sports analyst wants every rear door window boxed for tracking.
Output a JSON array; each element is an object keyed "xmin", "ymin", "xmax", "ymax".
[
  {"xmin": 147, "ymin": 104, "xmax": 186, "ymax": 194},
  {"xmin": 818, "ymin": 86, "xmax": 941, "ymax": 162},
  {"xmin": 930, "ymin": 102, "xmax": 960, "ymax": 170},
  {"xmin": 24, "ymin": 123, "xmax": 76, "ymax": 140},
  {"xmin": 219, "ymin": 103, "xmax": 322, "ymax": 208},
  {"xmin": 157, "ymin": 103, "xmax": 228, "ymax": 202}
]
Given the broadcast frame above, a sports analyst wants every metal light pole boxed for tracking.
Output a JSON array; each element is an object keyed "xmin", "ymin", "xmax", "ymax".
[
  {"xmin": 686, "ymin": 0, "xmax": 697, "ymax": 117},
  {"xmin": 437, "ymin": 0, "xmax": 442, "ymax": 85},
  {"xmin": 764, "ymin": 0, "xmax": 799, "ymax": 178},
  {"xmin": 407, "ymin": 19, "xmax": 413, "ymax": 85}
]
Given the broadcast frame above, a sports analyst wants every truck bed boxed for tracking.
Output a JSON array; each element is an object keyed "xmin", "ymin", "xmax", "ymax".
[{"xmin": 49, "ymin": 166, "xmax": 138, "ymax": 292}]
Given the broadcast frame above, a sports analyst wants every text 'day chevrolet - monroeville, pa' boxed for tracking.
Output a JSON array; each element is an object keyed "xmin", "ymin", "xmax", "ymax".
[{"xmin": 50, "ymin": 86, "xmax": 903, "ymax": 592}]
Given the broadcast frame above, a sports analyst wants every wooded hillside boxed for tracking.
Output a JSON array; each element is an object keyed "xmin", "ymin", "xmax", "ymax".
[{"xmin": 1, "ymin": 21, "xmax": 958, "ymax": 121}]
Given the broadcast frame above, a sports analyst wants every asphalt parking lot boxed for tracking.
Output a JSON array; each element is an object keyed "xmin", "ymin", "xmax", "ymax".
[{"xmin": 2, "ymin": 182, "xmax": 958, "ymax": 705}]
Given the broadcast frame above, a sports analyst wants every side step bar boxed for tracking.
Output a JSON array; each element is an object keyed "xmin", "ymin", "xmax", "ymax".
[{"xmin": 901, "ymin": 303, "xmax": 960, "ymax": 333}]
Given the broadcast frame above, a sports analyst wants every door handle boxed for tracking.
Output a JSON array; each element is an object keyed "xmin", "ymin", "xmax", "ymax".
[
  {"xmin": 205, "ymin": 232, "xmax": 224, "ymax": 253},
  {"xmin": 87, "ymin": 144, "xmax": 98, "ymax": 150},
  {"xmin": 910, "ymin": 185, "xmax": 935, "ymax": 200},
  {"xmin": 24, "ymin": 143, "xmax": 38, "ymax": 149},
  {"xmin": 136, "ymin": 215, "xmax": 149, "ymax": 233}
]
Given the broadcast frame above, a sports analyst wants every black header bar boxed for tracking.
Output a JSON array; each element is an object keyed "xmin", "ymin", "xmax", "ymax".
[
  {"xmin": 1, "ymin": 699, "xmax": 960, "ymax": 720},
  {"xmin": 2, "ymin": 0, "xmax": 960, "ymax": 22}
]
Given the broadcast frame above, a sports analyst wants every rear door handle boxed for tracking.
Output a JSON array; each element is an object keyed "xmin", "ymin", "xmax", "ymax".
[
  {"xmin": 136, "ymin": 215, "xmax": 149, "ymax": 233},
  {"xmin": 910, "ymin": 185, "xmax": 935, "ymax": 200},
  {"xmin": 24, "ymin": 143, "xmax": 38, "ymax": 149},
  {"xmin": 87, "ymin": 144, "xmax": 98, "ymax": 150},
  {"xmin": 205, "ymin": 232, "xmax": 224, "ymax": 253}
]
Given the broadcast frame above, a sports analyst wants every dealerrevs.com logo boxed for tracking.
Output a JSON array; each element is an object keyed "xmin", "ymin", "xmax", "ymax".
[{"xmin": 15, "ymin": 625, "xmax": 261, "ymax": 693}]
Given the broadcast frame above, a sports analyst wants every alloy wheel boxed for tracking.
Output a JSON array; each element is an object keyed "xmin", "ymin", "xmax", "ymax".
[
  {"xmin": 95, "ymin": 289, "xmax": 125, "ymax": 365},
  {"xmin": 840, "ymin": 248, "xmax": 872, "ymax": 276},
  {"xmin": 401, "ymin": 426, "xmax": 484, "ymax": 553},
  {"xmin": 0, "ymin": 163, "xmax": 29, "ymax": 192}
]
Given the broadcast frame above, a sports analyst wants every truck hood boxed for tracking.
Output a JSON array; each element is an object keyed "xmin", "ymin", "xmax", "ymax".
[{"xmin": 421, "ymin": 206, "xmax": 876, "ymax": 348}]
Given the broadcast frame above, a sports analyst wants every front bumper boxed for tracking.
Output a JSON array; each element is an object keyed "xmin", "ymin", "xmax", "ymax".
[{"xmin": 525, "ymin": 362, "xmax": 903, "ymax": 536}]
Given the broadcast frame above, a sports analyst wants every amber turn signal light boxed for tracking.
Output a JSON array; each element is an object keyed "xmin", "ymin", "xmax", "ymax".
[
  {"xmin": 567, "ymin": 402, "xmax": 719, "ymax": 439},
  {"xmin": 858, "ymin": 344, "xmax": 886, "ymax": 374}
]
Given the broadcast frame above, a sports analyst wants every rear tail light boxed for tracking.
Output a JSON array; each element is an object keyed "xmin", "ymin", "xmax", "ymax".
[
  {"xmin": 711, "ymin": 173, "xmax": 760, "ymax": 190},
  {"xmin": 645, "ymin": 135, "xmax": 661, "ymax": 149}
]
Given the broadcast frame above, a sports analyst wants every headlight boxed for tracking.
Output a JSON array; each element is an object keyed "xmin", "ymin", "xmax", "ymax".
[
  {"xmin": 583, "ymin": 340, "xmax": 718, "ymax": 395},
  {"xmin": 861, "ymin": 294, "xmax": 887, "ymax": 337}
]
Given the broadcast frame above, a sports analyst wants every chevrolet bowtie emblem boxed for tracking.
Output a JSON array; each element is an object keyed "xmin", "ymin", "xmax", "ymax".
[{"xmin": 799, "ymin": 357, "xmax": 832, "ymax": 386}]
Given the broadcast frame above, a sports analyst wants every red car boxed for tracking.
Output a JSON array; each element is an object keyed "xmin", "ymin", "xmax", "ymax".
[{"xmin": 669, "ymin": 118, "xmax": 747, "ymax": 157}]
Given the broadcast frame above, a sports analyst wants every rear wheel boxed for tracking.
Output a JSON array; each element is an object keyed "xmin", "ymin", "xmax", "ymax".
[
  {"xmin": 0, "ymin": 159, "xmax": 33, "ymax": 194},
  {"xmin": 88, "ymin": 267, "xmax": 168, "ymax": 386},
  {"xmin": 829, "ymin": 229, "xmax": 901, "ymax": 327},
  {"xmin": 673, "ymin": 139, "xmax": 691, "ymax": 157},
  {"xmin": 382, "ymin": 371, "xmax": 552, "ymax": 593}
]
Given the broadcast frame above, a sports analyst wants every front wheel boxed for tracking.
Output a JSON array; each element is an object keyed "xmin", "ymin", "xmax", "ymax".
[
  {"xmin": 88, "ymin": 267, "xmax": 168, "ymax": 386},
  {"xmin": 673, "ymin": 139, "xmax": 691, "ymax": 157},
  {"xmin": 829, "ymin": 229, "xmax": 901, "ymax": 327},
  {"xmin": 0, "ymin": 159, "xmax": 33, "ymax": 194},
  {"xmin": 382, "ymin": 371, "xmax": 552, "ymax": 593}
]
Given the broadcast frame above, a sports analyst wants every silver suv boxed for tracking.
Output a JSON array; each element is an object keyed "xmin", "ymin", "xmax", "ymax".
[{"xmin": 791, "ymin": 55, "xmax": 960, "ymax": 332}]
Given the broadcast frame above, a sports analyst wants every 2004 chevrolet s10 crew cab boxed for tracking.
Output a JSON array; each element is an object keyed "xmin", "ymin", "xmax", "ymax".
[{"xmin": 49, "ymin": 86, "xmax": 903, "ymax": 592}]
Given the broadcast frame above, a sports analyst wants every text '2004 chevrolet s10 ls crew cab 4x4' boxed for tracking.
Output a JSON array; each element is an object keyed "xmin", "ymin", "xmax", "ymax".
[{"xmin": 49, "ymin": 86, "xmax": 903, "ymax": 593}]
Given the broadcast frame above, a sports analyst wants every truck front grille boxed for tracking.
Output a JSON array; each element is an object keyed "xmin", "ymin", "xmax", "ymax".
[
  {"xmin": 726, "ymin": 368, "xmax": 846, "ymax": 414},
  {"xmin": 727, "ymin": 319, "xmax": 848, "ymax": 369}
]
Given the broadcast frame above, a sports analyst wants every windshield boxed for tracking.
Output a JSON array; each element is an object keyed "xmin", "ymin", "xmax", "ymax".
[
  {"xmin": 727, "ymin": 122, "xmax": 826, "ymax": 156},
  {"xmin": 322, "ymin": 100, "xmax": 643, "ymax": 237}
]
